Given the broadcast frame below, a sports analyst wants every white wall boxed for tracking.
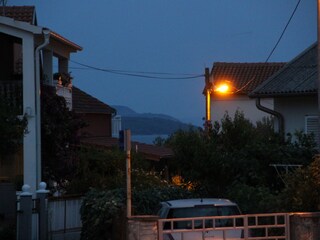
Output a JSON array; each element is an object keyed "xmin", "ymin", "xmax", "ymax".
[
  {"xmin": 211, "ymin": 94, "xmax": 273, "ymax": 124},
  {"xmin": 112, "ymin": 115, "xmax": 122, "ymax": 138},
  {"xmin": 275, "ymin": 96, "xmax": 318, "ymax": 135}
]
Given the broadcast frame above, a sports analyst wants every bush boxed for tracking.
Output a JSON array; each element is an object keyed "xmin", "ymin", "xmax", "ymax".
[
  {"xmin": 227, "ymin": 183, "xmax": 281, "ymax": 213},
  {"xmin": 280, "ymin": 156, "xmax": 320, "ymax": 212},
  {"xmin": 80, "ymin": 188, "xmax": 125, "ymax": 240},
  {"xmin": 80, "ymin": 184, "xmax": 197, "ymax": 240}
]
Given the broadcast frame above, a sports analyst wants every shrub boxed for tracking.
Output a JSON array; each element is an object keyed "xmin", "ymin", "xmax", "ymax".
[{"xmin": 80, "ymin": 184, "xmax": 197, "ymax": 240}]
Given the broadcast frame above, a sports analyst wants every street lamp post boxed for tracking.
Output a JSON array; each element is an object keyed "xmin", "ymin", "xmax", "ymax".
[
  {"xmin": 204, "ymin": 67, "xmax": 232, "ymax": 133},
  {"xmin": 204, "ymin": 68, "xmax": 212, "ymax": 133}
]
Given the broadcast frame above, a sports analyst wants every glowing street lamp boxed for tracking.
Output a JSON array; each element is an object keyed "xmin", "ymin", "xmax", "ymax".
[
  {"xmin": 204, "ymin": 68, "xmax": 232, "ymax": 132},
  {"xmin": 215, "ymin": 83, "xmax": 230, "ymax": 94},
  {"xmin": 205, "ymin": 82, "xmax": 231, "ymax": 122}
]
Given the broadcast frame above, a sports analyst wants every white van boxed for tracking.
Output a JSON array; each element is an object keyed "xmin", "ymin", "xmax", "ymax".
[{"xmin": 157, "ymin": 198, "xmax": 243, "ymax": 240}]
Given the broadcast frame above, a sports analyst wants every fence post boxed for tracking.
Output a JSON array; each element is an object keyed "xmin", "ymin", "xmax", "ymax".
[
  {"xmin": 17, "ymin": 184, "xmax": 33, "ymax": 240},
  {"xmin": 36, "ymin": 182, "xmax": 49, "ymax": 240}
]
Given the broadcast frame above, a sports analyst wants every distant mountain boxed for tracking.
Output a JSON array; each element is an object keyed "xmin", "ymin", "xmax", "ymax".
[
  {"xmin": 113, "ymin": 105, "xmax": 180, "ymax": 121},
  {"xmin": 112, "ymin": 105, "xmax": 192, "ymax": 135}
]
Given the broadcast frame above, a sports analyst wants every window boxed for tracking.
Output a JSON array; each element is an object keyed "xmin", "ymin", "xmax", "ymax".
[{"xmin": 305, "ymin": 116, "xmax": 320, "ymax": 147}]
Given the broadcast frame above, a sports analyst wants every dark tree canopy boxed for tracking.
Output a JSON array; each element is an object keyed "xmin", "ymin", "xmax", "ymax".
[
  {"xmin": 164, "ymin": 111, "xmax": 317, "ymax": 212},
  {"xmin": 41, "ymin": 86, "xmax": 85, "ymax": 188}
]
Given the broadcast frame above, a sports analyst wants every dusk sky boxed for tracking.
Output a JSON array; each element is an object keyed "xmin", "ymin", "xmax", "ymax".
[{"xmin": 13, "ymin": 0, "xmax": 317, "ymax": 126}]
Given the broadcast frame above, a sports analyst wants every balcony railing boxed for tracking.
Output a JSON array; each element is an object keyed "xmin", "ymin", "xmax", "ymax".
[{"xmin": 0, "ymin": 80, "xmax": 23, "ymax": 114}]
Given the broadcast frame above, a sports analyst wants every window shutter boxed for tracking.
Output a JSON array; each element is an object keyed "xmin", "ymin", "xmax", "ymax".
[{"xmin": 305, "ymin": 116, "xmax": 320, "ymax": 147}]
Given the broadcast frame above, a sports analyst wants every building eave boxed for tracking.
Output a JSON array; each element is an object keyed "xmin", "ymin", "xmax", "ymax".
[
  {"xmin": 0, "ymin": 15, "xmax": 42, "ymax": 34},
  {"xmin": 50, "ymin": 31, "xmax": 82, "ymax": 52}
]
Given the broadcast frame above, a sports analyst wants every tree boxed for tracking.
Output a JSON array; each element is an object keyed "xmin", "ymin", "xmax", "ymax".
[
  {"xmin": 41, "ymin": 86, "xmax": 85, "ymax": 190},
  {"xmin": 280, "ymin": 155, "xmax": 320, "ymax": 212},
  {"xmin": 165, "ymin": 111, "xmax": 316, "ymax": 212}
]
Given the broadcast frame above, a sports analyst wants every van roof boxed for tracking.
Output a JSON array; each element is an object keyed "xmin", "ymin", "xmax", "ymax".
[{"xmin": 162, "ymin": 198, "xmax": 238, "ymax": 208}]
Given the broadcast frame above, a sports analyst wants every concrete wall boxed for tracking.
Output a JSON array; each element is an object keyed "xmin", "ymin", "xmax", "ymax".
[
  {"xmin": 127, "ymin": 215, "xmax": 159, "ymax": 240},
  {"xmin": 290, "ymin": 212, "xmax": 320, "ymax": 240}
]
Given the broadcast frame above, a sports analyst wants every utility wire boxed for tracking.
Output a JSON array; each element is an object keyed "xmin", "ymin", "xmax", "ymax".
[
  {"xmin": 70, "ymin": 0, "xmax": 303, "ymax": 81},
  {"xmin": 265, "ymin": 0, "xmax": 302, "ymax": 62},
  {"xmin": 70, "ymin": 60, "xmax": 204, "ymax": 80}
]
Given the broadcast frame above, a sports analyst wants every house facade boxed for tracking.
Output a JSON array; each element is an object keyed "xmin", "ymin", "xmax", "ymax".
[
  {"xmin": 0, "ymin": 6, "xmax": 82, "ymax": 192},
  {"xmin": 250, "ymin": 43, "xmax": 318, "ymax": 144},
  {"xmin": 204, "ymin": 62, "xmax": 285, "ymax": 126}
]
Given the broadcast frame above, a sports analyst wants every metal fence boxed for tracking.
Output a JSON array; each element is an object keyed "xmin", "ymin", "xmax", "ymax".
[
  {"xmin": 158, "ymin": 213, "xmax": 290, "ymax": 240},
  {"xmin": 16, "ymin": 183, "xmax": 82, "ymax": 240},
  {"xmin": 48, "ymin": 196, "xmax": 82, "ymax": 240}
]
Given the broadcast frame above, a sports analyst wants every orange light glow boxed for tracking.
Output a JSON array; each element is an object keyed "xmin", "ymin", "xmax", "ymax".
[{"xmin": 215, "ymin": 83, "xmax": 230, "ymax": 94}]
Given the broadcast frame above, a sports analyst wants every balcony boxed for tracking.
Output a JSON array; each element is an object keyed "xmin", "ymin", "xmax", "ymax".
[{"xmin": 0, "ymin": 80, "xmax": 23, "ymax": 114}]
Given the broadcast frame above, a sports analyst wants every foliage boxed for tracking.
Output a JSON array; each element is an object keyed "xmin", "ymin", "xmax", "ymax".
[
  {"xmin": 226, "ymin": 183, "xmax": 281, "ymax": 214},
  {"xmin": 280, "ymin": 155, "xmax": 320, "ymax": 212},
  {"xmin": 165, "ymin": 111, "xmax": 316, "ymax": 212},
  {"xmin": 66, "ymin": 146, "xmax": 152, "ymax": 194},
  {"xmin": 0, "ymin": 96, "xmax": 27, "ymax": 158},
  {"xmin": 67, "ymin": 147, "xmax": 125, "ymax": 193},
  {"xmin": 133, "ymin": 185, "xmax": 197, "ymax": 215},
  {"xmin": 80, "ymin": 183, "xmax": 196, "ymax": 240},
  {"xmin": 41, "ymin": 86, "xmax": 85, "ymax": 190},
  {"xmin": 80, "ymin": 188, "xmax": 125, "ymax": 240},
  {"xmin": 79, "ymin": 158, "xmax": 197, "ymax": 239}
]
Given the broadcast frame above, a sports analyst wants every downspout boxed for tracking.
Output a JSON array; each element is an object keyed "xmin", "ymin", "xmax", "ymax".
[
  {"xmin": 35, "ymin": 28, "xmax": 50, "ymax": 188},
  {"xmin": 255, "ymin": 98, "xmax": 285, "ymax": 140}
]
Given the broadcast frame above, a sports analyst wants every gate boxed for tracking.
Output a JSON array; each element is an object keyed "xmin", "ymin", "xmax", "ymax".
[{"xmin": 158, "ymin": 213, "xmax": 290, "ymax": 240}]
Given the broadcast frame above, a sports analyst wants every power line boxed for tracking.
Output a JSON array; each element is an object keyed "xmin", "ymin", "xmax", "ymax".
[
  {"xmin": 265, "ymin": 0, "xmax": 302, "ymax": 62},
  {"xmin": 70, "ymin": 60, "xmax": 204, "ymax": 80}
]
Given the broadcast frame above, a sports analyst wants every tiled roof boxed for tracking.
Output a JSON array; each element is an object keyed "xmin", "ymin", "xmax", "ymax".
[
  {"xmin": 0, "ymin": 6, "xmax": 36, "ymax": 24},
  {"xmin": 211, "ymin": 62, "xmax": 285, "ymax": 94},
  {"xmin": 72, "ymin": 87, "xmax": 116, "ymax": 114},
  {"xmin": 250, "ymin": 43, "xmax": 317, "ymax": 98},
  {"xmin": 80, "ymin": 137, "xmax": 173, "ymax": 161}
]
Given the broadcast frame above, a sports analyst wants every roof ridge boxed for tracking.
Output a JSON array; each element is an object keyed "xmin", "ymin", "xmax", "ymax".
[
  {"xmin": 250, "ymin": 42, "xmax": 317, "ymax": 97},
  {"xmin": 214, "ymin": 62, "xmax": 285, "ymax": 65}
]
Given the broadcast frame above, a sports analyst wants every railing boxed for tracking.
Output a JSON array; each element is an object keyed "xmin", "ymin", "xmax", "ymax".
[
  {"xmin": 158, "ymin": 213, "xmax": 290, "ymax": 240},
  {"xmin": 0, "ymin": 80, "xmax": 22, "ymax": 113}
]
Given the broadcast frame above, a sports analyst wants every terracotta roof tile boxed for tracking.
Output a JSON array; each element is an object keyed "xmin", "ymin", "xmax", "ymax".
[
  {"xmin": 0, "ymin": 6, "xmax": 36, "ymax": 24},
  {"xmin": 211, "ymin": 62, "xmax": 285, "ymax": 95},
  {"xmin": 80, "ymin": 137, "xmax": 173, "ymax": 161},
  {"xmin": 250, "ymin": 43, "xmax": 317, "ymax": 98},
  {"xmin": 72, "ymin": 87, "xmax": 116, "ymax": 114}
]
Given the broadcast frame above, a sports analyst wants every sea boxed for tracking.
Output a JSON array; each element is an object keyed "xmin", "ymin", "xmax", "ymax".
[{"xmin": 131, "ymin": 134, "xmax": 169, "ymax": 145}]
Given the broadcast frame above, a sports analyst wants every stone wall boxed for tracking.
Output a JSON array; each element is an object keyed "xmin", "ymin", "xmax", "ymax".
[{"xmin": 127, "ymin": 215, "xmax": 158, "ymax": 240}]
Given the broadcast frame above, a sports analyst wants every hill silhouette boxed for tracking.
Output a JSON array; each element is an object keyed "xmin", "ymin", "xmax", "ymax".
[{"xmin": 113, "ymin": 105, "xmax": 192, "ymax": 135}]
